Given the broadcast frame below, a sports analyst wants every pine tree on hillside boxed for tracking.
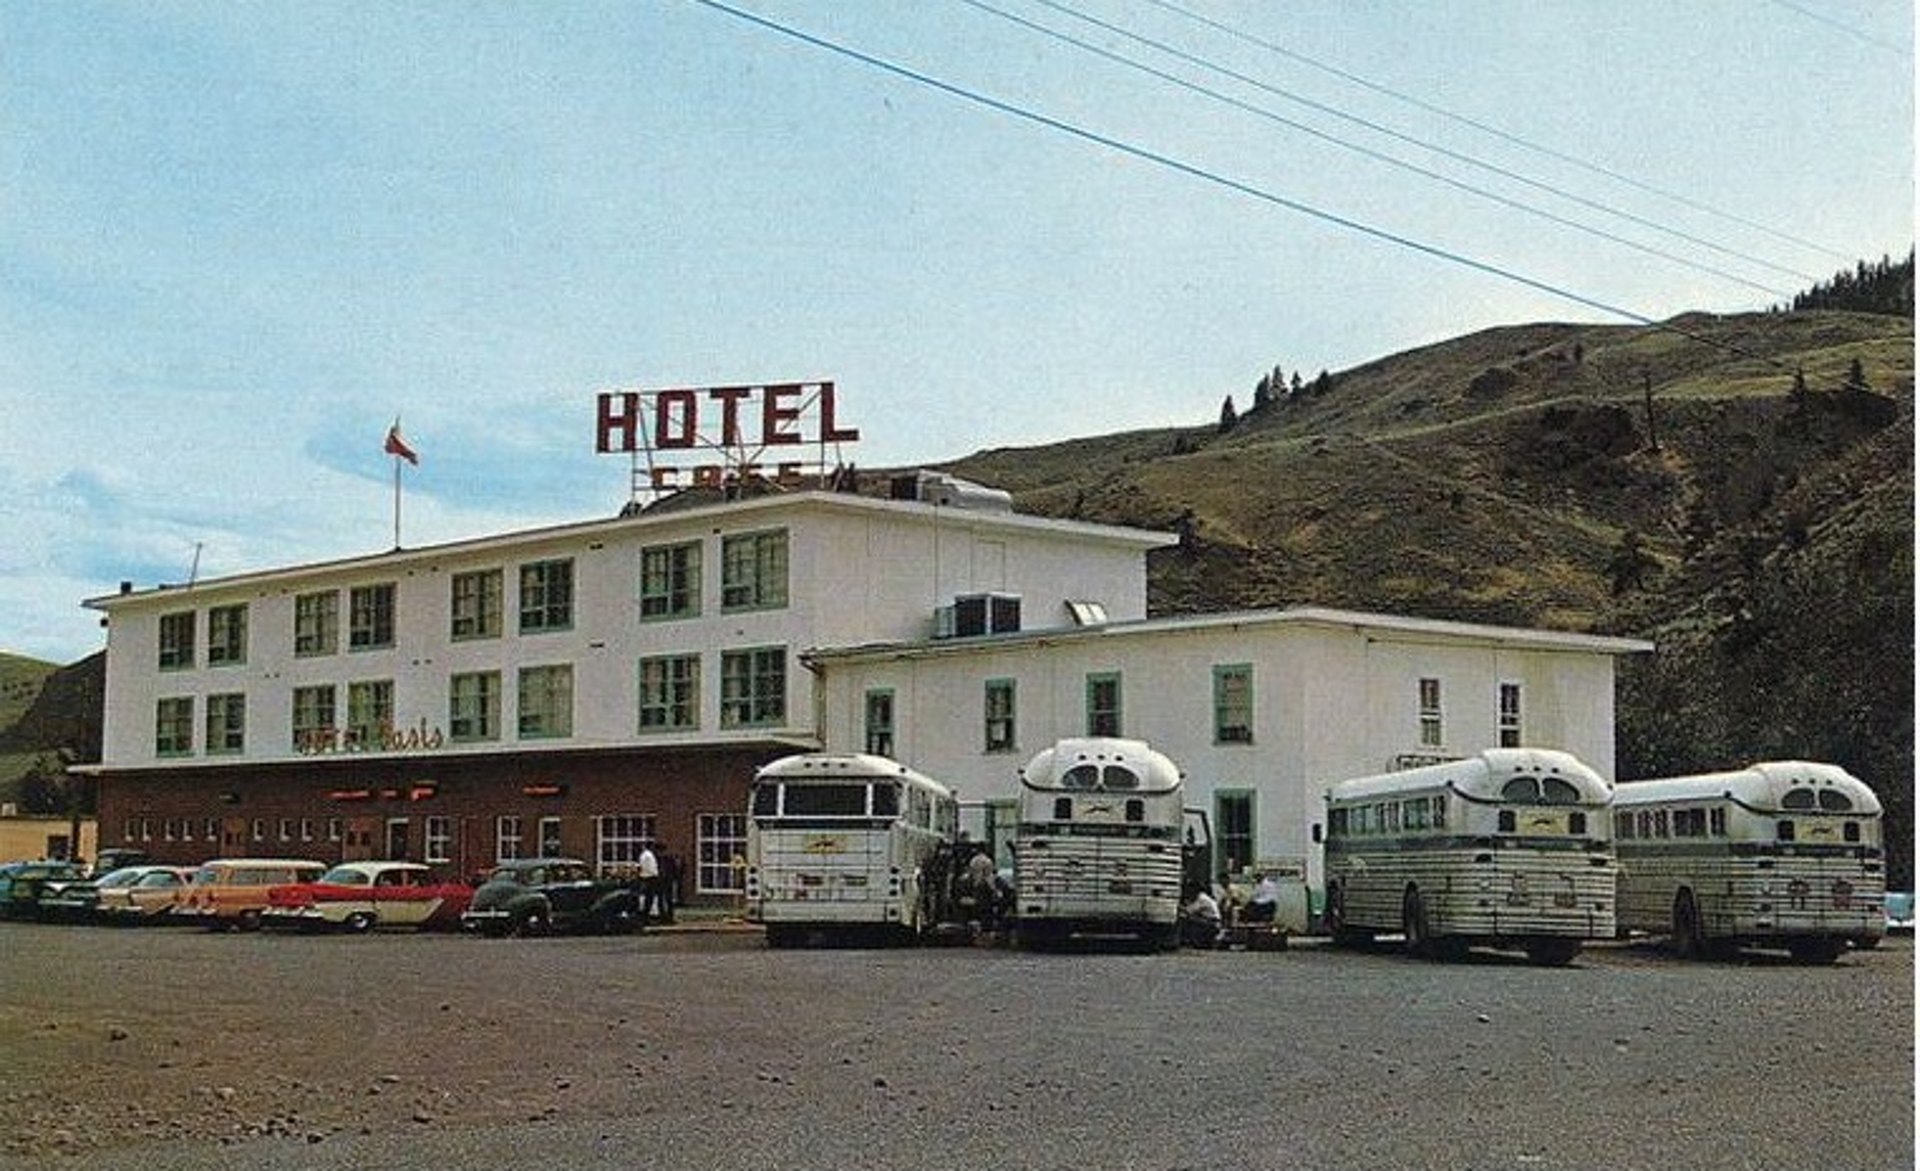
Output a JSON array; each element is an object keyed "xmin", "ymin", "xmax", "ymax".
[{"xmin": 1219, "ymin": 396, "xmax": 1238, "ymax": 433}]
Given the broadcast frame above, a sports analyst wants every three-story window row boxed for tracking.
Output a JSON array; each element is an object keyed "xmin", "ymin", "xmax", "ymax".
[
  {"xmin": 155, "ymin": 528, "xmax": 793, "ymax": 668},
  {"xmin": 157, "ymin": 649, "xmax": 789, "ymax": 756}
]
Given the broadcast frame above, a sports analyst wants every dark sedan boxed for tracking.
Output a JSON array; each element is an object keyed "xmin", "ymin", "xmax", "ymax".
[
  {"xmin": 458, "ymin": 858, "xmax": 641, "ymax": 937},
  {"xmin": 0, "ymin": 860, "xmax": 90, "ymax": 921}
]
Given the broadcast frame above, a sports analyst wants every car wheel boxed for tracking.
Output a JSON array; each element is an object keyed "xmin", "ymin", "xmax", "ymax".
[
  {"xmin": 236, "ymin": 909, "xmax": 264, "ymax": 933},
  {"xmin": 514, "ymin": 907, "xmax": 551, "ymax": 938},
  {"xmin": 344, "ymin": 911, "xmax": 377, "ymax": 934}
]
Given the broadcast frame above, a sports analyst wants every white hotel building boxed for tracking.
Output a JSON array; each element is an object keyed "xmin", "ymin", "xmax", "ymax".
[{"xmin": 83, "ymin": 479, "xmax": 1649, "ymax": 902}]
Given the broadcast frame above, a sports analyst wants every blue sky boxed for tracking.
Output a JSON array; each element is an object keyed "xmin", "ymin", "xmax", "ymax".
[{"xmin": 2, "ymin": 1, "xmax": 1911, "ymax": 664}]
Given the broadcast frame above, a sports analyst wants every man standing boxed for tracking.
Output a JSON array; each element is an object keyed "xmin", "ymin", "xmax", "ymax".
[{"xmin": 637, "ymin": 842, "xmax": 661, "ymax": 925}]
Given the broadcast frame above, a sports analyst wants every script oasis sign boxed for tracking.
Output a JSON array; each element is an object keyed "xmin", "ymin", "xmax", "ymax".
[{"xmin": 595, "ymin": 381, "xmax": 860, "ymax": 494}]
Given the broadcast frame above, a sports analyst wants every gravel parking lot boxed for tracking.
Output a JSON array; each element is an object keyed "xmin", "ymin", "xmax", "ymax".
[{"xmin": 0, "ymin": 921, "xmax": 1910, "ymax": 1171}]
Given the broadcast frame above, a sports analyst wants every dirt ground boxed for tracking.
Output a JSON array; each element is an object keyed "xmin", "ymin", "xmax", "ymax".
[{"xmin": 0, "ymin": 920, "xmax": 1911, "ymax": 1170}]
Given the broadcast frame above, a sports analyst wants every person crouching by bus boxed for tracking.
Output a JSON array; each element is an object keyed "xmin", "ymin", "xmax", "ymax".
[
  {"xmin": 1181, "ymin": 887, "xmax": 1224, "ymax": 948},
  {"xmin": 1241, "ymin": 872, "xmax": 1279, "ymax": 924},
  {"xmin": 964, "ymin": 847, "xmax": 1000, "ymax": 931}
]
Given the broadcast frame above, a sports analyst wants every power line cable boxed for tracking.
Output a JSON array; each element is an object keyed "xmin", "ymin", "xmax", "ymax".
[
  {"xmin": 959, "ymin": 0, "xmax": 1796, "ymax": 300},
  {"xmin": 1763, "ymin": 0, "xmax": 1913, "ymax": 59},
  {"xmin": 682, "ymin": 0, "xmax": 1791, "ymax": 372},
  {"xmin": 1141, "ymin": 0, "xmax": 1860, "ymax": 265},
  {"xmin": 1037, "ymin": 0, "xmax": 1821, "ymax": 285}
]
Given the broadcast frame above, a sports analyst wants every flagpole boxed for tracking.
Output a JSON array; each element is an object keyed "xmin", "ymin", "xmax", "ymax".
[{"xmin": 392, "ymin": 455, "xmax": 402, "ymax": 550}]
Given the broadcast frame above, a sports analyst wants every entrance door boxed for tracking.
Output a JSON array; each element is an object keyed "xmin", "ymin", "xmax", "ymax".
[
  {"xmin": 385, "ymin": 818, "xmax": 410, "ymax": 862},
  {"xmin": 343, "ymin": 818, "xmax": 378, "ymax": 862}
]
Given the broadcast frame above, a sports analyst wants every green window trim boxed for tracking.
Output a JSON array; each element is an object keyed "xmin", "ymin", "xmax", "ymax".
[
  {"xmin": 1212, "ymin": 663, "xmax": 1254, "ymax": 745},
  {"xmin": 984, "ymin": 678, "xmax": 1017, "ymax": 754},
  {"xmin": 1085, "ymin": 672, "xmax": 1122, "ymax": 738}
]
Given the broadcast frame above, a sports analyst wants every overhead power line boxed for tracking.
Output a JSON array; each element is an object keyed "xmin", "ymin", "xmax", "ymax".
[
  {"xmin": 1142, "ymin": 0, "xmax": 1860, "ymax": 265},
  {"xmin": 1764, "ymin": 0, "xmax": 1914, "ymax": 59},
  {"xmin": 683, "ymin": 0, "xmax": 1790, "ymax": 372},
  {"xmin": 1034, "ymin": 0, "xmax": 1820, "ymax": 286},
  {"xmin": 960, "ymin": 0, "xmax": 1797, "ymax": 300}
]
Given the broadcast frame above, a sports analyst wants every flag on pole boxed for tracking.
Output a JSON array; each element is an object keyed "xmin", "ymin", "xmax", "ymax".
[{"xmin": 384, "ymin": 420, "xmax": 419, "ymax": 465}]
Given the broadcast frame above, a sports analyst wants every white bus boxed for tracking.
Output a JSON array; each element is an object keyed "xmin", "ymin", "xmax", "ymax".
[
  {"xmin": 1613, "ymin": 761, "xmax": 1884, "ymax": 963},
  {"xmin": 1011, "ymin": 738, "xmax": 1188, "ymax": 950},
  {"xmin": 1320, "ymin": 748, "xmax": 1616, "ymax": 965},
  {"xmin": 745, "ymin": 752, "xmax": 958, "ymax": 946}
]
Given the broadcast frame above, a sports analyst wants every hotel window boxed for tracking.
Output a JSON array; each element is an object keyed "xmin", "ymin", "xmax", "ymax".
[
  {"xmin": 300, "ymin": 818, "xmax": 315, "ymax": 843},
  {"xmin": 292, "ymin": 684, "xmax": 337, "ymax": 752},
  {"xmin": 638, "ymin": 654, "xmax": 700, "ymax": 732},
  {"xmin": 250, "ymin": 818, "xmax": 265, "ymax": 843},
  {"xmin": 294, "ymin": 591, "xmax": 338, "ymax": 657},
  {"xmin": 984, "ymin": 679, "xmax": 1017, "ymax": 754},
  {"xmin": 865, "ymin": 689, "xmax": 895, "ymax": 758},
  {"xmin": 449, "ymin": 671, "xmax": 501, "ymax": 742},
  {"xmin": 326, "ymin": 817, "xmax": 343, "ymax": 843},
  {"xmin": 1418, "ymin": 677, "xmax": 1444, "ymax": 748},
  {"xmin": 697, "ymin": 813, "xmax": 748, "ymax": 893},
  {"xmin": 206, "ymin": 817, "xmax": 222, "ymax": 843},
  {"xmin": 451, "ymin": 569, "xmax": 504, "ymax": 640},
  {"xmin": 278, "ymin": 817, "xmax": 295, "ymax": 843},
  {"xmin": 425, "ymin": 815, "xmax": 452, "ymax": 864},
  {"xmin": 538, "ymin": 816, "xmax": 563, "ymax": 857},
  {"xmin": 1213, "ymin": 664, "xmax": 1254, "ymax": 745},
  {"xmin": 640, "ymin": 541, "xmax": 702, "ymax": 621},
  {"xmin": 349, "ymin": 583, "xmax": 396, "ymax": 650},
  {"xmin": 720, "ymin": 647, "xmax": 786, "ymax": 728},
  {"xmin": 1498, "ymin": 681, "xmax": 1523, "ymax": 747},
  {"xmin": 1216, "ymin": 790, "xmax": 1255, "ymax": 876},
  {"xmin": 519, "ymin": 558, "xmax": 574, "ymax": 633},
  {"xmin": 158, "ymin": 611, "xmax": 195, "ymax": 670},
  {"xmin": 156, "ymin": 697, "xmax": 194, "ymax": 757},
  {"xmin": 496, "ymin": 815, "xmax": 523, "ymax": 862},
  {"xmin": 518, "ymin": 664, "xmax": 574, "ymax": 739},
  {"xmin": 346, "ymin": 679, "xmax": 393, "ymax": 748},
  {"xmin": 207, "ymin": 604, "xmax": 248, "ymax": 667},
  {"xmin": 720, "ymin": 529, "xmax": 788, "ymax": 612},
  {"xmin": 596, "ymin": 815, "xmax": 657, "ymax": 873},
  {"xmin": 205, "ymin": 693, "xmax": 246, "ymax": 755},
  {"xmin": 1086, "ymin": 672, "xmax": 1123, "ymax": 738}
]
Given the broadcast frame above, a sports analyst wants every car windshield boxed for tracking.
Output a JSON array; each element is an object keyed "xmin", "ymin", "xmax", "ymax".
[
  {"xmin": 96, "ymin": 868, "xmax": 144, "ymax": 887},
  {"xmin": 319, "ymin": 866, "xmax": 371, "ymax": 886}
]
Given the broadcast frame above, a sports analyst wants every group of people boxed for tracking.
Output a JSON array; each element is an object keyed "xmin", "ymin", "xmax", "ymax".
[{"xmin": 1180, "ymin": 871, "xmax": 1283, "ymax": 948}]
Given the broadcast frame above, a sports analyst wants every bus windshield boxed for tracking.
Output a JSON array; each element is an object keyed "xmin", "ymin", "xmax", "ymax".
[{"xmin": 779, "ymin": 783, "xmax": 871, "ymax": 817}]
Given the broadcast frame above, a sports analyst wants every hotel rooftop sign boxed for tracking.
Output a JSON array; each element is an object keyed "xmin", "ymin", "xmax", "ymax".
[{"xmin": 596, "ymin": 381, "xmax": 860, "ymax": 501}]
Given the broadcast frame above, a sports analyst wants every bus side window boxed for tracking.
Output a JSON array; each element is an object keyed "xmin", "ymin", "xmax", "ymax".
[
  {"xmin": 1709, "ymin": 808, "xmax": 1726, "ymax": 836},
  {"xmin": 1431, "ymin": 795, "xmax": 1447, "ymax": 829},
  {"xmin": 1054, "ymin": 797, "xmax": 1073, "ymax": 821}
]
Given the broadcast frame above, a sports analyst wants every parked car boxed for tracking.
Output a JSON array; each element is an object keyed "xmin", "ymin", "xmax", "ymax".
[
  {"xmin": 459, "ymin": 858, "xmax": 640, "ymax": 937},
  {"xmin": 0, "ymin": 860, "xmax": 89, "ymax": 920},
  {"xmin": 174, "ymin": 858, "xmax": 327, "ymax": 930},
  {"xmin": 90, "ymin": 848, "xmax": 155, "ymax": 876},
  {"xmin": 263, "ymin": 861, "xmax": 472, "ymax": 933},
  {"xmin": 96, "ymin": 866, "xmax": 197, "ymax": 924}
]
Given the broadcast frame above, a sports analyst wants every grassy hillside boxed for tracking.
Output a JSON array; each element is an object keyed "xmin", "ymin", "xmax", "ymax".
[{"xmin": 938, "ymin": 308, "xmax": 1914, "ymax": 885}]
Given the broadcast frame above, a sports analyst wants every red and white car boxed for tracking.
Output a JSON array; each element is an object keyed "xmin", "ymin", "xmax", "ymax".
[{"xmin": 262, "ymin": 861, "xmax": 472, "ymax": 933}]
